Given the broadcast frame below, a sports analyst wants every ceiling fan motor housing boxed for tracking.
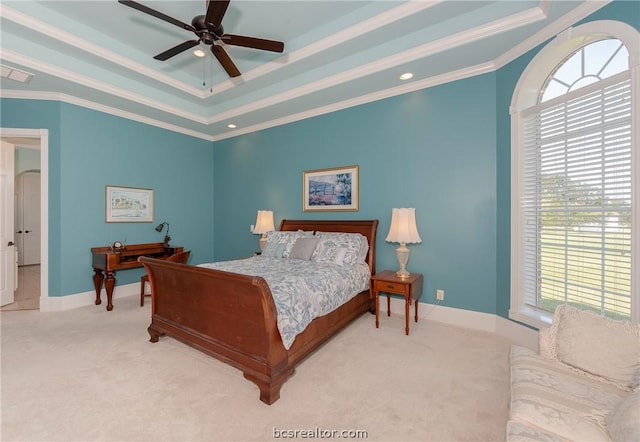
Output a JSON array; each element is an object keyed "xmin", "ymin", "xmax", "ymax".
[{"xmin": 193, "ymin": 14, "xmax": 223, "ymax": 43}]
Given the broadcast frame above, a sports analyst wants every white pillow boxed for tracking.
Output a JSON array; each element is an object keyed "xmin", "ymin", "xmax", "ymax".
[{"xmin": 555, "ymin": 305, "xmax": 640, "ymax": 389}]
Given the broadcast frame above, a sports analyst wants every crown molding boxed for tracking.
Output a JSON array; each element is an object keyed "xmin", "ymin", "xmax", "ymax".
[
  {"xmin": 0, "ymin": 49, "xmax": 207, "ymax": 124},
  {"xmin": 0, "ymin": 89, "xmax": 213, "ymax": 141},
  {"xmin": 494, "ymin": 0, "xmax": 610, "ymax": 69},
  {"xmin": 1, "ymin": 1, "xmax": 611, "ymax": 143},
  {"xmin": 0, "ymin": 4, "xmax": 206, "ymax": 98},
  {"xmin": 206, "ymin": 1, "xmax": 440, "ymax": 97},
  {"xmin": 1, "ymin": 1, "xmax": 439, "ymax": 100},
  {"xmin": 206, "ymin": 4, "xmax": 547, "ymax": 125},
  {"xmin": 213, "ymin": 62, "xmax": 496, "ymax": 142}
]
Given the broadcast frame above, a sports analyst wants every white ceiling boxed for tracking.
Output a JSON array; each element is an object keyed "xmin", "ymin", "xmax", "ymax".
[{"xmin": 0, "ymin": 0, "xmax": 609, "ymax": 141}]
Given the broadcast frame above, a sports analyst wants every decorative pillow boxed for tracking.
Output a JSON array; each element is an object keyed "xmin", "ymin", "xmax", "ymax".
[
  {"xmin": 554, "ymin": 305, "xmax": 640, "ymax": 389},
  {"xmin": 264, "ymin": 230, "xmax": 313, "ymax": 258},
  {"xmin": 262, "ymin": 242, "xmax": 286, "ymax": 258},
  {"xmin": 312, "ymin": 239, "xmax": 348, "ymax": 266},
  {"xmin": 313, "ymin": 232, "xmax": 368, "ymax": 265},
  {"xmin": 606, "ymin": 392, "xmax": 640, "ymax": 442},
  {"xmin": 288, "ymin": 237, "xmax": 319, "ymax": 260}
]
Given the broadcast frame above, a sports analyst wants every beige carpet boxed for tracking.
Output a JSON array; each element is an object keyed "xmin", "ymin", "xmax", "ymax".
[{"xmin": 1, "ymin": 295, "xmax": 511, "ymax": 441}]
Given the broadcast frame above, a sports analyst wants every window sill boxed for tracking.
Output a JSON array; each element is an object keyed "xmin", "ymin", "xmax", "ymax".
[{"xmin": 509, "ymin": 305, "xmax": 553, "ymax": 330}]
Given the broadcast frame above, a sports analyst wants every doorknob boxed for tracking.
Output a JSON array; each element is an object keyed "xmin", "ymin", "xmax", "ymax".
[
  {"xmin": 25, "ymin": 230, "xmax": 31, "ymax": 233},
  {"xmin": 16, "ymin": 230, "xmax": 22, "ymax": 234},
  {"xmin": 8, "ymin": 241, "xmax": 15, "ymax": 246}
]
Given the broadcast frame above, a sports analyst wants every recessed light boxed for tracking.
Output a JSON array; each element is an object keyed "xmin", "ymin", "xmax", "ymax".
[
  {"xmin": 227, "ymin": 124, "xmax": 237, "ymax": 129},
  {"xmin": 399, "ymin": 72, "xmax": 414, "ymax": 81},
  {"xmin": 194, "ymin": 49, "xmax": 206, "ymax": 58}
]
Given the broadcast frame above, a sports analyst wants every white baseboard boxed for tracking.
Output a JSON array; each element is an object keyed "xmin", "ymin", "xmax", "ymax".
[
  {"xmin": 384, "ymin": 297, "xmax": 538, "ymax": 350},
  {"xmin": 39, "ymin": 282, "xmax": 140, "ymax": 312},
  {"xmin": 42, "ymin": 286, "xmax": 539, "ymax": 349}
]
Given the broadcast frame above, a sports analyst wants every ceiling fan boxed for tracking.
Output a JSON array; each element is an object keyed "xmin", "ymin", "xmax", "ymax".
[{"xmin": 118, "ymin": 0, "xmax": 284, "ymax": 78}]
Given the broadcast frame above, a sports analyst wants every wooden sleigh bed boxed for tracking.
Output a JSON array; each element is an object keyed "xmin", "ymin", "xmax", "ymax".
[{"xmin": 139, "ymin": 219, "xmax": 378, "ymax": 405}]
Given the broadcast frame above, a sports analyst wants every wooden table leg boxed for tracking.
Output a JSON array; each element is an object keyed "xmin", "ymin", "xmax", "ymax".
[
  {"xmin": 104, "ymin": 271, "xmax": 116, "ymax": 311},
  {"xmin": 92, "ymin": 269, "xmax": 104, "ymax": 305},
  {"xmin": 387, "ymin": 294, "xmax": 391, "ymax": 317},
  {"xmin": 405, "ymin": 297, "xmax": 410, "ymax": 335},
  {"xmin": 375, "ymin": 290, "xmax": 379, "ymax": 328},
  {"xmin": 415, "ymin": 299, "xmax": 419, "ymax": 322}
]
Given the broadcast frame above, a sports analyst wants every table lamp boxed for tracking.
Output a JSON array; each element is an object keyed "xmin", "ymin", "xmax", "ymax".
[
  {"xmin": 385, "ymin": 208, "xmax": 421, "ymax": 278},
  {"xmin": 252, "ymin": 210, "xmax": 275, "ymax": 252}
]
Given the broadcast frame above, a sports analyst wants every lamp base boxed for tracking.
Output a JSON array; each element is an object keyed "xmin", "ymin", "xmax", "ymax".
[
  {"xmin": 259, "ymin": 235, "xmax": 268, "ymax": 252},
  {"xmin": 395, "ymin": 243, "xmax": 411, "ymax": 279}
]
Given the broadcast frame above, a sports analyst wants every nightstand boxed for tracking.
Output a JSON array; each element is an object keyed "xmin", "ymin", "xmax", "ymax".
[{"xmin": 371, "ymin": 270, "xmax": 424, "ymax": 335}]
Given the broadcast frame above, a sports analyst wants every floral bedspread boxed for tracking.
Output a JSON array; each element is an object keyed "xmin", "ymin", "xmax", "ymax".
[{"xmin": 199, "ymin": 256, "xmax": 371, "ymax": 349}]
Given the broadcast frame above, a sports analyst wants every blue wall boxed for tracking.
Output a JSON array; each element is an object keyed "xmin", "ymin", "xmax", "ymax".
[
  {"xmin": 1, "ymin": 99, "xmax": 215, "ymax": 296},
  {"xmin": 2, "ymin": 0, "xmax": 634, "ymax": 315},
  {"xmin": 214, "ymin": 73, "xmax": 498, "ymax": 313}
]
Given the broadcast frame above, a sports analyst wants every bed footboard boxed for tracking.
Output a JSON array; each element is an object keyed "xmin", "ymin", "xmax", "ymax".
[{"xmin": 139, "ymin": 257, "xmax": 291, "ymax": 404}]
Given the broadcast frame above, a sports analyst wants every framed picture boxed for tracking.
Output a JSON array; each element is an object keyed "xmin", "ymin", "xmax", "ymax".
[
  {"xmin": 105, "ymin": 185, "xmax": 154, "ymax": 222},
  {"xmin": 303, "ymin": 165, "xmax": 359, "ymax": 212}
]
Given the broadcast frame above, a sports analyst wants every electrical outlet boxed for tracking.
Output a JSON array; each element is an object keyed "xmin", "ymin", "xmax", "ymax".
[
  {"xmin": 436, "ymin": 289, "xmax": 445, "ymax": 301},
  {"xmin": 250, "ymin": 224, "xmax": 254, "ymax": 232}
]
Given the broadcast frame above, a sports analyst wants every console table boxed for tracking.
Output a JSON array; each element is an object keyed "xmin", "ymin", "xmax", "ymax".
[{"xmin": 91, "ymin": 242, "xmax": 183, "ymax": 311}]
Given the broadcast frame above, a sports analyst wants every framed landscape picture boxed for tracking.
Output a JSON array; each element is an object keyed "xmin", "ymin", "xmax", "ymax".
[
  {"xmin": 105, "ymin": 185, "xmax": 153, "ymax": 222},
  {"xmin": 303, "ymin": 165, "xmax": 359, "ymax": 212}
]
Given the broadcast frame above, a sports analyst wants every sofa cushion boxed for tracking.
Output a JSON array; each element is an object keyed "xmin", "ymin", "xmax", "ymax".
[
  {"xmin": 606, "ymin": 391, "xmax": 640, "ymax": 442},
  {"xmin": 554, "ymin": 305, "xmax": 640, "ymax": 389},
  {"xmin": 506, "ymin": 420, "xmax": 570, "ymax": 442},
  {"xmin": 510, "ymin": 345, "xmax": 628, "ymax": 442}
]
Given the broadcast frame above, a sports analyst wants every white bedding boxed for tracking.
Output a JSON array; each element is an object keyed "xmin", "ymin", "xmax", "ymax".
[{"xmin": 199, "ymin": 256, "xmax": 370, "ymax": 349}]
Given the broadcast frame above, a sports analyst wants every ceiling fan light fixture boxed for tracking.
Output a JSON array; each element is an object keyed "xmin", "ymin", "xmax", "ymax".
[
  {"xmin": 194, "ymin": 49, "xmax": 206, "ymax": 58},
  {"xmin": 227, "ymin": 124, "xmax": 237, "ymax": 129},
  {"xmin": 399, "ymin": 72, "xmax": 414, "ymax": 81}
]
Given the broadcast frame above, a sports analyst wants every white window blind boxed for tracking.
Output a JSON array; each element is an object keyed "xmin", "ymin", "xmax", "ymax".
[{"xmin": 520, "ymin": 73, "xmax": 632, "ymax": 319}]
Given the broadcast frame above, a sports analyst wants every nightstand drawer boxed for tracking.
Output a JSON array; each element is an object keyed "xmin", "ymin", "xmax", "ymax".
[{"xmin": 374, "ymin": 280, "xmax": 408, "ymax": 295}]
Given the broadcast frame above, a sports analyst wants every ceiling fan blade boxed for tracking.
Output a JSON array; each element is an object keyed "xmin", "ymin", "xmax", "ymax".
[
  {"xmin": 222, "ymin": 34, "xmax": 284, "ymax": 53},
  {"xmin": 212, "ymin": 45, "xmax": 241, "ymax": 77},
  {"xmin": 118, "ymin": 0, "xmax": 196, "ymax": 32},
  {"xmin": 154, "ymin": 40, "xmax": 200, "ymax": 61},
  {"xmin": 205, "ymin": 0, "xmax": 230, "ymax": 28}
]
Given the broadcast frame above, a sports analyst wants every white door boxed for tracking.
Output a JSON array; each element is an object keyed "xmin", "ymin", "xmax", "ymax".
[
  {"xmin": 16, "ymin": 171, "xmax": 41, "ymax": 265},
  {"xmin": 0, "ymin": 141, "xmax": 16, "ymax": 306}
]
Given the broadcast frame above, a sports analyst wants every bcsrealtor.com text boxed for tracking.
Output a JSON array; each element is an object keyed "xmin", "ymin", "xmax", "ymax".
[{"xmin": 273, "ymin": 427, "xmax": 368, "ymax": 439}]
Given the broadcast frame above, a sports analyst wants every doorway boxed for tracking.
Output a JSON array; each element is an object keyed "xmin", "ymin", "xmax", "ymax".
[{"xmin": 0, "ymin": 128, "xmax": 48, "ymax": 311}]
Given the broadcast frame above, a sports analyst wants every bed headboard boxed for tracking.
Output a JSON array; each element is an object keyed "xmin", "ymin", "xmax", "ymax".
[{"xmin": 279, "ymin": 219, "xmax": 379, "ymax": 274}]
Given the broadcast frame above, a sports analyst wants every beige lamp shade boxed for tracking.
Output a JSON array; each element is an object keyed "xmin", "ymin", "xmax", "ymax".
[{"xmin": 253, "ymin": 210, "xmax": 275, "ymax": 252}]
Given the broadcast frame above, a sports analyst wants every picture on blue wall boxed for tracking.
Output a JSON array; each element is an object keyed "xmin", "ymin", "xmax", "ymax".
[
  {"xmin": 303, "ymin": 165, "xmax": 359, "ymax": 212},
  {"xmin": 105, "ymin": 185, "xmax": 154, "ymax": 222}
]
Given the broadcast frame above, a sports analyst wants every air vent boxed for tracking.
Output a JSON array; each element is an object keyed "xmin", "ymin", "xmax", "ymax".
[{"xmin": 1, "ymin": 65, "xmax": 34, "ymax": 84}]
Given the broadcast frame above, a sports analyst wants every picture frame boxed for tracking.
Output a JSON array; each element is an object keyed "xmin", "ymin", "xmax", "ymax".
[
  {"xmin": 105, "ymin": 185, "xmax": 154, "ymax": 222},
  {"xmin": 303, "ymin": 165, "xmax": 359, "ymax": 212}
]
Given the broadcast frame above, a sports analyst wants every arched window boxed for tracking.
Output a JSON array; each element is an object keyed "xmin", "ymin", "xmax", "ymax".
[{"xmin": 510, "ymin": 21, "xmax": 638, "ymax": 328}]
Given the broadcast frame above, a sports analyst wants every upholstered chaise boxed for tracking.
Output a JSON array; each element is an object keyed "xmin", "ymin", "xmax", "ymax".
[{"xmin": 507, "ymin": 305, "xmax": 640, "ymax": 442}]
